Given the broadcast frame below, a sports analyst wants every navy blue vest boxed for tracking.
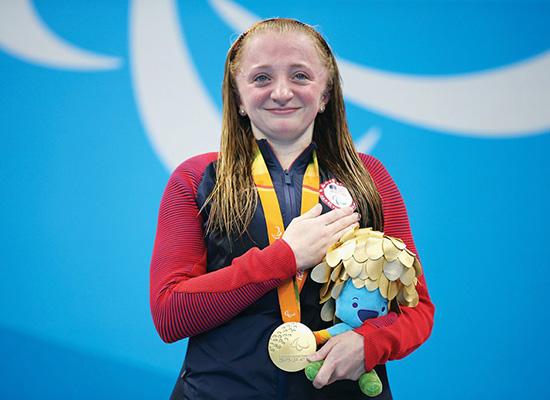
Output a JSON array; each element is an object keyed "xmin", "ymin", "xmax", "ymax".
[{"xmin": 171, "ymin": 140, "xmax": 392, "ymax": 400}]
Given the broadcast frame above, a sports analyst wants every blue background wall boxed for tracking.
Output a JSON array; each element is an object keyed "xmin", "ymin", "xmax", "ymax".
[{"xmin": 1, "ymin": 1, "xmax": 549, "ymax": 399}]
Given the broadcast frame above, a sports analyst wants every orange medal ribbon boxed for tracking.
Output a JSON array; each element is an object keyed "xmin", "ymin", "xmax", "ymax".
[{"xmin": 252, "ymin": 145, "xmax": 319, "ymax": 323}]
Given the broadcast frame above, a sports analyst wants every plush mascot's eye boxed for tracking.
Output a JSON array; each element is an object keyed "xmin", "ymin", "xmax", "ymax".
[
  {"xmin": 382, "ymin": 307, "xmax": 386, "ymax": 312},
  {"xmin": 352, "ymin": 302, "xmax": 358, "ymax": 308}
]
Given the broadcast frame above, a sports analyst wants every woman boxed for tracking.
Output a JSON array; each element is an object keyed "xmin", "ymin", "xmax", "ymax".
[{"xmin": 150, "ymin": 18, "xmax": 434, "ymax": 399}]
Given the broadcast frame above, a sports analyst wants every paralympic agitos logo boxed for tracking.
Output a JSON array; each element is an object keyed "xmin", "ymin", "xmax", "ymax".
[{"xmin": 1, "ymin": 0, "xmax": 548, "ymax": 171}]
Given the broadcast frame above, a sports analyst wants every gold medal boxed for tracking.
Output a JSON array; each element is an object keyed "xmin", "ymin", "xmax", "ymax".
[{"xmin": 268, "ymin": 322, "xmax": 317, "ymax": 372}]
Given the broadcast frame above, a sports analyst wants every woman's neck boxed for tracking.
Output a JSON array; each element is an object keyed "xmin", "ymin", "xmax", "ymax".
[{"xmin": 258, "ymin": 135, "xmax": 313, "ymax": 170}]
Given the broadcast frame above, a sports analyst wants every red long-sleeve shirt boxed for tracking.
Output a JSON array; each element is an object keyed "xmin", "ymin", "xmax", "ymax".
[{"xmin": 150, "ymin": 151, "xmax": 434, "ymax": 372}]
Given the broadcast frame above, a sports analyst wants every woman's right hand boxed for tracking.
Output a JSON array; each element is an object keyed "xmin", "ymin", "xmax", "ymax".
[{"xmin": 281, "ymin": 203, "xmax": 360, "ymax": 271}]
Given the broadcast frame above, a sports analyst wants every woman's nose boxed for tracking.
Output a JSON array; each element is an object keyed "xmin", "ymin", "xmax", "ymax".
[{"xmin": 270, "ymin": 79, "xmax": 294, "ymax": 104}]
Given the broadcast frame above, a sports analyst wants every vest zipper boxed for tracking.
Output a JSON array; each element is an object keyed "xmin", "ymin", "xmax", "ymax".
[
  {"xmin": 284, "ymin": 169, "xmax": 291, "ymax": 185},
  {"xmin": 283, "ymin": 169, "xmax": 294, "ymax": 224}
]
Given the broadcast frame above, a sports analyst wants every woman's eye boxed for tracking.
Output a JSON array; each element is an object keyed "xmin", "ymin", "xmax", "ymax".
[
  {"xmin": 294, "ymin": 73, "xmax": 308, "ymax": 80},
  {"xmin": 254, "ymin": 75, "xmax": 269, "ymax": 83}
]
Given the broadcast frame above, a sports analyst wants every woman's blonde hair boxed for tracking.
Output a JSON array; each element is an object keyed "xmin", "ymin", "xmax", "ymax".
[{"xmin": 204, "ymin": 18, "xmax": 383, "ymax": 236}]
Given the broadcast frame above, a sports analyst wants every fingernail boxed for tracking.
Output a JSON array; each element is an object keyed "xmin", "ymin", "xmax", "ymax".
[{"xmin": 357, "ymin": 213, "xmax": 361, "ymax": 220}]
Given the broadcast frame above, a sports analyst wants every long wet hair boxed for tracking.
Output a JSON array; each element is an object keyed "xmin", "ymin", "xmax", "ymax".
[{"xmin": 204, "ymin": 18, "xmax": 383, "ymax": 236}]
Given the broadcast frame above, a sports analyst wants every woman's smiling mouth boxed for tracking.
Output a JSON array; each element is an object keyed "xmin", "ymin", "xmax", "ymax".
[{"xmin": 265, "ymin": 107, "xmax": 300, "ymax": 115}]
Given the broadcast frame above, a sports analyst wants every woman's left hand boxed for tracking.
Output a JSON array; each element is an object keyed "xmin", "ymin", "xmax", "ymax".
[{"xmin": 307, "ymin": 330, "xmax": 366, "ymax": 388}]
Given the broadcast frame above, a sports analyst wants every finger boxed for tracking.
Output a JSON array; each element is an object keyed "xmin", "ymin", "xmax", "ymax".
[
  {"xmin": 330, "ymin": 222, "xmax": 360, "ymax": 243},
  {"xmin": 308, "ymin": 336, "xmax": 335, "ymax": 362},
  {"xmin": 295, "ymin": 203, "xmax": 322, "ymax": 221},
  {"xmin": 325, "ymin": 212, "xmax": 360, "ymax": 236},
  {"xmin": 317, "ymin": 206, "xmax": 354, "ymax": 225},
  {"xmin": 307, "ymin": 339, "xmax": 332, "ymax": 362},
  {"xmin": 312, "ymin": 358, "xmax": 334, "ymax": 389}
]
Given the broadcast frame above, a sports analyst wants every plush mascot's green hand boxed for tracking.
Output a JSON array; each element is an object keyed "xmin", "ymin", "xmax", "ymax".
[{"xmin": 305, "ymin": 360, "xmax": 383, "ymax": 397}]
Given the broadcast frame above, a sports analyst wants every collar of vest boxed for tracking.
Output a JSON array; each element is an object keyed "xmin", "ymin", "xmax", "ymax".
[{"xmin": 256, "ymin": 139, "xmax": 317, "ymax": 173}]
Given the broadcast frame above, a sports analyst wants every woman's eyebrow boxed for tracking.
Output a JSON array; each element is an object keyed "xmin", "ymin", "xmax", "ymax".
[
  {"xmin": 247, "ymin": 63, "xmax": 271, "ymax": 71},
  {"xmin": 247, "ymin": 62, "xmax": 315, "ymax": 71}
]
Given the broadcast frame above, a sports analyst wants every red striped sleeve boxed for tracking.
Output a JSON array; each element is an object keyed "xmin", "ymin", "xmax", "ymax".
[
  {"xmin": 354, "ymin": 153, "xmax": 435, "ymax": 371},
  {"xmin": 150, "ymin": 153, "xmax": 297, "ymax": 343}
]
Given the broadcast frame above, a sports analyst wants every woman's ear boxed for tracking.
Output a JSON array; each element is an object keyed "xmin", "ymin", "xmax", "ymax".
[
  {"xmin": 318, "ymin": 92, "xmax": 331, "ymax": 113},
  {"xmin": 234, "ymin": 91, "xmax": 242, "ymax": 107},
  {"xmin": 233, "ymin": 90, "xmax": 245, "ymax": 114},
  {"xmin": 322, "ymin": 92, "xmax": 331, "ymax": 106}
]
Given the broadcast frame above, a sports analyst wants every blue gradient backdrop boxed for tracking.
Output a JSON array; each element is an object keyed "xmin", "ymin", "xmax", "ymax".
[{"xmin": 1, "ymin": 1, "xmax": 549, "ymax": 399}]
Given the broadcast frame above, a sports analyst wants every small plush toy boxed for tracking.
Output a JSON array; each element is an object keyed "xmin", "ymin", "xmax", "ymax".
[{"xmin": 305, "ymin": 227, "xmax": 423, "ymax": 397}]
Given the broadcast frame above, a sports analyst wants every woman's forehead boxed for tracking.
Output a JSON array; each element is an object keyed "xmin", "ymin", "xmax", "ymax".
[{"xmin": 239, "ymin": 30, "xmax": 325, "ymax": 70}]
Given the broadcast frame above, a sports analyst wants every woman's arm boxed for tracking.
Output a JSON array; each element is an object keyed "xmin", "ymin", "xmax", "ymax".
[
  {"xmin": 354, "ymin": 154, "xmax": 435, "ymax": 371},
  {"xmin": 150, "ymin": 155, "xmax": 360, "ymax": 344},
  {"xmin": 150, "ymin": 155, "xmax": 297, "ymax": 343}
]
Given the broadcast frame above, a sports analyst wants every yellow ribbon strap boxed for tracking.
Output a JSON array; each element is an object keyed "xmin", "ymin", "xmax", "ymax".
[{"xmin": 252, "ymin": 145, "xmax": 319, "ymax": 323}]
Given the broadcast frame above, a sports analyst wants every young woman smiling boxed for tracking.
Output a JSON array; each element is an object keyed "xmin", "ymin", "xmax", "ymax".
[{"xmin": 150, "ymin": 18, "xmax": 434, "ymax": 400}]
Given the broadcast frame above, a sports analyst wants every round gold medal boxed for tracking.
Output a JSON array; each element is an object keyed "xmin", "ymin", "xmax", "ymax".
[{"xmin": 268, "ymin": 322, "xmax": 317, "ymax": 372}]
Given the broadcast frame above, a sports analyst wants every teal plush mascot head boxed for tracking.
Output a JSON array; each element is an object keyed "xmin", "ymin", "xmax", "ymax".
[{"xmin": 335, "ymin": 280, "xmax": 388, "ymax": 329}]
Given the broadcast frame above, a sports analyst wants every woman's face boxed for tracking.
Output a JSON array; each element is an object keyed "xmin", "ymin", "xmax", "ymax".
[{"xmin": 233, "ymin": 30, "xmax": 330, "ymax": 146}]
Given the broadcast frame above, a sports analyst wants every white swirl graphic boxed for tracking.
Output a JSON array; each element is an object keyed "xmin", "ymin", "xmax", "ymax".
[
  {"xmin": 130, "ymin": 0, "xmax": 221, "ymax": 171},
  {"xmin": 0, "ymin": 0, "xmax": 121, "ymax": 70},
  {"xmin": 339, "ymin": 54, "xmax": 550, "ymax": 137},
  {"xmin": 2, "ymin": 0, "xmax": 547, "ymax": 174}
]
